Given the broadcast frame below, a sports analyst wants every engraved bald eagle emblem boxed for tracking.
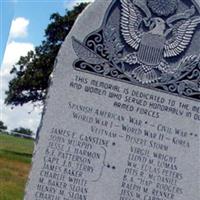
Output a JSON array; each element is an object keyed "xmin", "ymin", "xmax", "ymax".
[
  {"xmin": 121, "ymin": 0, "xmax": 200, "ymax": 83},
  {"xmin": 72, "ymin": 0, "xmax": 200, "ymax": 100}
]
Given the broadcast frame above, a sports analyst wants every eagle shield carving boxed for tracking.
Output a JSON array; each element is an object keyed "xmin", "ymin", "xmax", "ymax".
[
  {"xmin": 121, "ymin": 0, "xmax": 200, "ymax": 83},
  {"xmin": 72, "ymin": 0, "xmax": 200, "ymax": 100}
]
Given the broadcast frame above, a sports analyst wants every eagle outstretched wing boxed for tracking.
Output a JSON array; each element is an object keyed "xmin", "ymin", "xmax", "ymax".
[
  {"xmin": 121, "ymin": 0, "xmax": 143, "ymax": 50},
  {"xmin": 164, "ymin": 17, "xmax": 200, "ymax": 58}
]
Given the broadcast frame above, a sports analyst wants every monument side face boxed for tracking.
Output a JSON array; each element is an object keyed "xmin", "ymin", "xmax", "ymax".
[{"xmin": 25, "ymin": 0, "xmax": 200, "ymax": 200}]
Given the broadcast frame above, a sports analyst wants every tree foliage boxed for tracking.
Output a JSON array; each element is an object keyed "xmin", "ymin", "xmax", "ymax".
[
  {"xmin": 12, "ymin": 127, "xmax": 33, "ymax": 136},
  {"xmin": 0, "ymin": 121, "xmax": 7, "ymax": 130},
  {"xmin": 5, "ymin": 3, "xmax": 89, "ymax": 106}
]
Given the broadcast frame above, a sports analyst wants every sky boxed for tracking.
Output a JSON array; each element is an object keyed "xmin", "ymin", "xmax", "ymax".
[{"xmin": 0, "ymin": 0, "xmax": 94, "ymax": 135}]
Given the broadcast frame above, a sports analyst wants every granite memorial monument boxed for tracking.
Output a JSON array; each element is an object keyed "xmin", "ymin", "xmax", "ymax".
[{"xmin": 25, "ymin": 0, "xmax": 200, "ymax": 200}]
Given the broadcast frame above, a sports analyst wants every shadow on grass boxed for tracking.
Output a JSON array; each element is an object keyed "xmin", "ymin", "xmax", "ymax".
[
  {"xmin": 0, "ymin": 150, "xmax": 33, "ymax": 163},
  {"xmin": 1, "ymin": 150, "xmax": 32, "ymax": 158}
]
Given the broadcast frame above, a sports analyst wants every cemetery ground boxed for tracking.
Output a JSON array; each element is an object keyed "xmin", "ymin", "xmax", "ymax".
[{"xmin": 0, "ymin": 133, "xmax": 34, "ymax": 200}]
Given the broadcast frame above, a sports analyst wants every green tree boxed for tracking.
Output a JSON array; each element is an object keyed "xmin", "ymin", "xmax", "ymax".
[
  {"xmin": 12, "ymin": 127, "xmax": 33, "ymax": 136},
  {"xmin": 5, "ymin": 3, "xmax": 89, "ymax": 106},
  {"xmin": 0, "ymin": 121, "xmax": 7, "ymax": 131}
]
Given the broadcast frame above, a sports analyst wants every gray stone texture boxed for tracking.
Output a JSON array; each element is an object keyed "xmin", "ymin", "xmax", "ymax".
[{"xmin": 24, "ymin": 1, "xmax": 200, "ymax": 200}]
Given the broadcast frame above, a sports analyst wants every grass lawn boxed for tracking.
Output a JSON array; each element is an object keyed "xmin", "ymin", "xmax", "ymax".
[{"xmin": 0, "ymin": 133, "xmax": 34, "ymax": 200}]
